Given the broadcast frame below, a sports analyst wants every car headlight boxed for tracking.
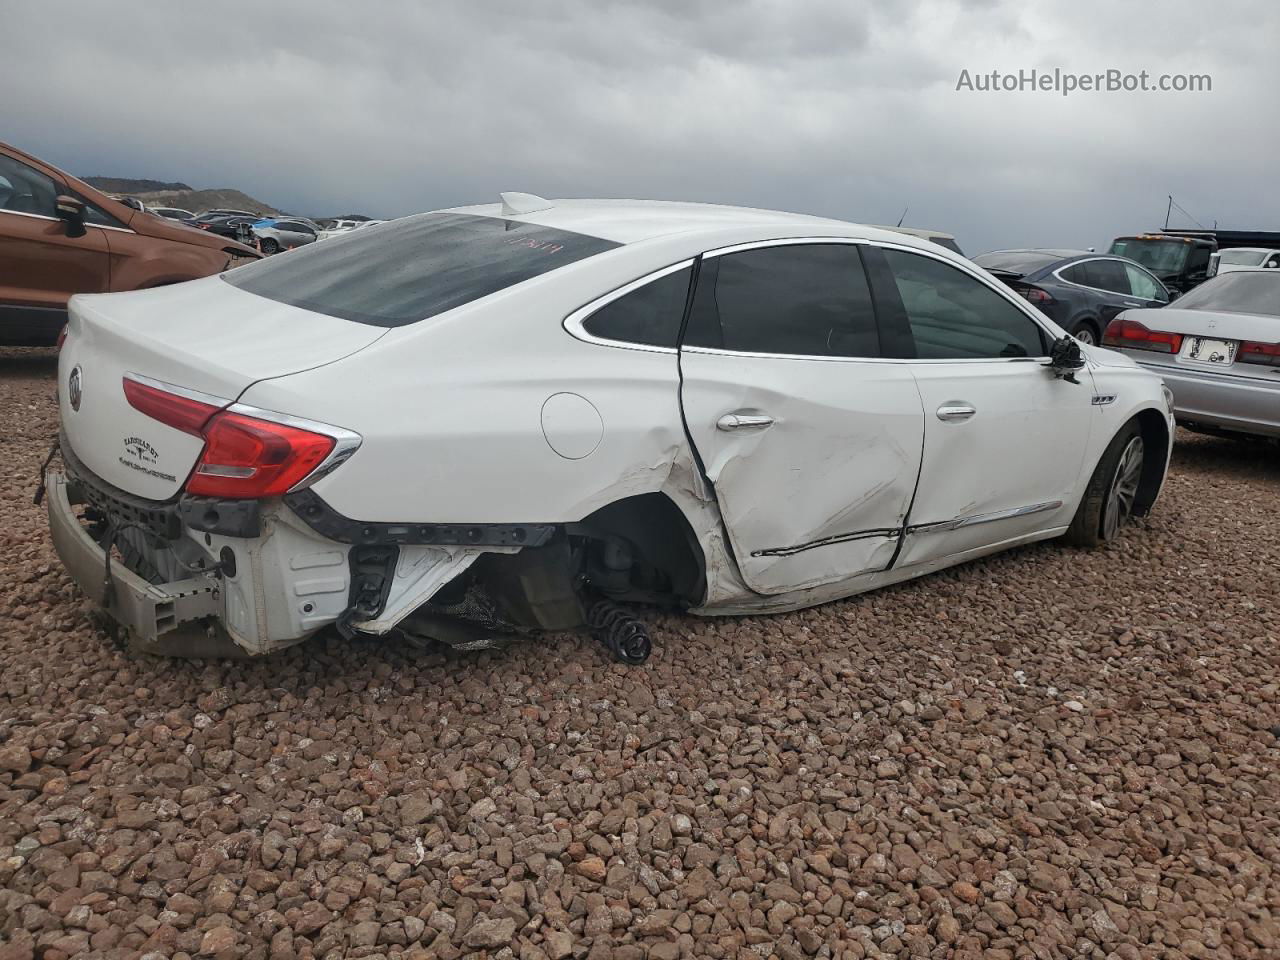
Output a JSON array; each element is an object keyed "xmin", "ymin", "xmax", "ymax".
[{"xmin": 1161, "ymin": 383, "xmax": 1175, "ymax": 413}]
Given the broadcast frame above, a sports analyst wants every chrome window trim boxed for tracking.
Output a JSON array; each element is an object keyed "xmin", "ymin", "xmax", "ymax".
[
  {"xmin": 700, "ymin": 235, "xmax": 869, "ymax": 259},
  {"xmin": 0, "ymin": 207, "xmax": 135, "ymax": 234},
  {"xmin": 1052, "ymin": 256, "xmax": 1167, "ymax": 303},
  {"xmin": 562, "ymin": 258, "xmax": 695, "ymax": 355}
]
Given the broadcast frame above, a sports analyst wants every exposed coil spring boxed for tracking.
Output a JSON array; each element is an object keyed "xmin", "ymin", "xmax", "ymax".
[{"xmin": 585, "ymin": 596, "xmax": 652, "ymax": 665}]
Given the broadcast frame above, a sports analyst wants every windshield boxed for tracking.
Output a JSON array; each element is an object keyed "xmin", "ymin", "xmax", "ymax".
[
  {"xmin": 1172, "ymin": 272, "xmax": 1280, "ymax": 317},
  {"xmin": 972, "ymin": 250, "xmax": 1062, "ymax": 275},
  {"xmin": 1107, "ymin": 239, "xmax": 1190, "ymax": 276},
  {"xmin": 1217, "ymin": 249, "xmax": 1270, "ymax": 266},
  {"xmin": 223, "ymin": 212, "xmax": 620, "ymax": 326}
]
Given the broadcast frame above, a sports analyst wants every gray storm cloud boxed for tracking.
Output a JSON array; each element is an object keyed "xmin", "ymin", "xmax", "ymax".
[{"xmin": 3, "ymin": 0, "xmax": 1276, "ymax": 253}]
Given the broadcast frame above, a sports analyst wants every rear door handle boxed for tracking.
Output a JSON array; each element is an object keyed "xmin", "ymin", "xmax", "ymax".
[
  {"xmin": 936, "ymin": 403, "xmax": 976, "ymax": 422},
  {"xmin": 717, "ymin": 413, "xmax": 775, "ymax": 432}
]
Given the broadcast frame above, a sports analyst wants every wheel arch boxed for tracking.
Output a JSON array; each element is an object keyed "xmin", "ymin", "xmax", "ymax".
[{"xmin": 1131, "ymin": 407, "xmax": 1170, "ymax": 516}]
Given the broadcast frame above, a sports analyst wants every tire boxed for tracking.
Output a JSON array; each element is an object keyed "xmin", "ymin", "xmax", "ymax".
[
  {"xmin": 1065, "ymin": 421, "xmax": 1145, "ymax": 546},
  {"xmin": 260, "ymin": 237, "xmax": 279, "ymax": 255},
  {"xmin": 1071, "ymin": 321, "xmax": 1100, "ymax": 346}
]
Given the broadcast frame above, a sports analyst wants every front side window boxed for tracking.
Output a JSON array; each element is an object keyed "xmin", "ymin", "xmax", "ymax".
[
  {"xmin": 224, "ymin": 213, "xmax": 620, "ymax": 326},
  {"xmin": 0, "ymin": 155, "xmax": 59, "ymax": 218},
  {"xmin": 684, "ymin": 243, "xmax": 880, "ymax": 358},
  {"xmin": 582, "ymin": 265, "xmax": 692, "ymax": 348},
  {"xmin": 1125, "ymin": 264, "xmax": 1168, "ymax": 301},
  {"xmin": 881, "ymin": 248, "xmax": 1046, "ymax": 359}
]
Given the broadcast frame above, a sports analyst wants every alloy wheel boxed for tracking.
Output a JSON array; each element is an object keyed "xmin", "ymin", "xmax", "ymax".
[
  {"xmin": 1104, "ymin": 436, "xmax": 1144, "ymax": 540},
  {"xmin": 1074, "ymin": 326, "xmax": 1098, "ymax": 346}
]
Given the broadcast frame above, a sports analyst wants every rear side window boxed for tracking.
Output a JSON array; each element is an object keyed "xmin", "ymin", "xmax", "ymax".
[
  {"xmin": 684, "ymin": 243, "xmax": 880, "ymax": 358},
  {"xmin": 582, "ymin": 266, "xmax": 692, "ymax": 348},
  {"xmin": 1084, "ymin": 259, "xmax": 1132, "ymax": 295},
  {"xmin": 223, "ymin": 213, "xmax": 620, "ymax": 326},
  {"xmin": 881, "ymin": 248, "xmax": 1046, "ymax": 359}
]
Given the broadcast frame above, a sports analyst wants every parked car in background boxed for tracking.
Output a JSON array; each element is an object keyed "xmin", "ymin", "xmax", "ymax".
[
  {"xmin": 1108, "ymin": 234, "xmax": 1215, "ymax": 294},
  {"xmin": 1208, "ymin": 247, "xmax": 1280, "ymax": 277},
  {"xmin": 191, "ymin": 213, "xmax": 261, "ymax": 244},
  {"xmin": 1104, "ymin": 271, "xmax": 1280, "ymax": 439},
  {"xmin": 316, "ymin": 218, "xmax": 377, "ymax": 240},
  {"xmin": 252, "ymin": 217, "xmax": 319, "ymax": 254},
  {"xmin": 974, "ymin": 249, "xmax": 1170, "ymax": 345},
  {"xmin": 0, "ymin": 140, "xmax": 259, "ymax": 346},
  {"xmin": 111, "ymin": 196, "xmax": 147, "ymax": 212},
  {"xmin": 149, "ymin": 206, "xmax": 195, "ymax": 222},
  {"xmin": 46, "ymin": 197, "xmax": 1172, "ymax": 659},
  {"xmin": 199, "ymin": 208, "xmax": 259, "ymax": 219}
]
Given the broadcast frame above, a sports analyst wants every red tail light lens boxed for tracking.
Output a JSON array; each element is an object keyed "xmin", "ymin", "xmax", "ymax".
[
  {"xmin": 187, "ymin": 412, "xmax": 334, "ymax": 498},
  {"xmin": 1103, "ymin": 317, "xmax": 1184, "ymax": 354},
  {"xmin": 123, "ymin": 376, "xmax": 222, "ymax": 436},
  {"xmin": 1239, "ymin": 340, "xmax": 1280, "ymax": 366},
  {"xmin": 56, "ymin": 326, "xmax": 67, "ymax": 350},
  {"xmin": 124, "ymin": 376, "xmax": 349, "ymax": 499},
  {"xmin": 1019, "ymin": 287, "xmax": 1053, "ymax": 303}
]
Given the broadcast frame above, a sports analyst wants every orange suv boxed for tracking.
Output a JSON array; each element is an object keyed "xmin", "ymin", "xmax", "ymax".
[{"xmin": 0, "ymin": 141, "xmax": 259, "ymax": 346}]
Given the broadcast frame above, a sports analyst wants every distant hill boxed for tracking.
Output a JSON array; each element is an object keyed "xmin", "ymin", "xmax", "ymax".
[{"xmin": 83, "ymin": 176, "xmax": 193, "ymax": 194}]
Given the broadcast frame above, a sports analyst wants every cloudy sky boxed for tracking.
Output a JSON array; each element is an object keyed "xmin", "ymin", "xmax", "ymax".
[{"xmin": 5, "ymin": 0, "xmax": 1278, "ymax": 253}]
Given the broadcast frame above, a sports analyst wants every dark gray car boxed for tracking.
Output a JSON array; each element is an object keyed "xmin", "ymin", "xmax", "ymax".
[{"xmin": 973, "ymin": 249, "xmax": 1171, "ymax": 345}]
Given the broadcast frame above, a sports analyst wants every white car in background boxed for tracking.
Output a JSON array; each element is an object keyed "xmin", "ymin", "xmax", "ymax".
[
  {"xmin": 46, "ymin": 195, "xmax": 1174, "ymax": 660},
  {"xmin": 317, "ymin": 218, "xmax": 365, "ymax": 241},
  {"xmin": 1208, "ymin": 247, "xmax": 1280, "ymax": 277}
]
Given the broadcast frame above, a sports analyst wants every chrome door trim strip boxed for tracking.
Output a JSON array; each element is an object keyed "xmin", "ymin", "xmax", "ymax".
[
  {"xmin": 908, "ymin": 500, "xmax": 1063, "ymax": 534},
  {"xmin": 751, "ymin": 527, "xmax": 900, "ymax": 558},
  {"xmin": 0, "ymin": 208, "xmax": 134, "ymax": 233}
]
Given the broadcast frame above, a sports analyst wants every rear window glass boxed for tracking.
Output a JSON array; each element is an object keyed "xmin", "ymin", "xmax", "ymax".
[
  {"xmin": 223, "ymin": 213, "xmax": 619, "ymax": 326},
  {"xmin": 1173, "ymin": 272, "xmax": 1280, "ymax": 317},
  {"xmin": 972, "ymin": 251, "xmax": 1061, "ymax": 275}
]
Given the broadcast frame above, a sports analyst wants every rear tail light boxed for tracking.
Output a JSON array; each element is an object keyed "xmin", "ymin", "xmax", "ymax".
[
  {"xmin": 1103, "ymin": 317, "xmax": 1184, "ymax": 354},
  {"xmin": 123, "ymin": 375, "xmax": 359, "ymax": 499},
  {"xmin": 1239, "ymin": 340, "xmax": 1280, "ymax": 366},
  {"xmin": 1018, "ymin": 287, "xmax": 1053, "ymax": 303},
  {"xmin": 55, "ymin": 326, "xmax": 67, "ymax": 350}
]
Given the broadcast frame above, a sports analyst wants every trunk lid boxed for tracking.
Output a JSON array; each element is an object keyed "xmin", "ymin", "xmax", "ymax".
[{"xmin": 59, "ymin": 276, "xmax": 384, "ymax": 500}]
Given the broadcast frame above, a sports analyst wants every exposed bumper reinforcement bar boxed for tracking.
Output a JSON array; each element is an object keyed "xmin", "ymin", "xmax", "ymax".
[{"xmin": 46, "ymin": 469, "xmax": 225, "ymax": 649}]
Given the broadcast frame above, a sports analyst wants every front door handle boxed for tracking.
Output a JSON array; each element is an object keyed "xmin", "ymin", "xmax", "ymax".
[
  {"xmin": 717, "ymin": 413, "xmax": 775, "ymax": 432},
  {"xmin": 936, "ymin": 403, "xmax": 976, "ymax": 422}
]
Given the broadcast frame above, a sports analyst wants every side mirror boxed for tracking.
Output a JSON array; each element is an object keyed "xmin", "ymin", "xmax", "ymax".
[
  {"xmin": 56, "ymin": 195, "xmax": 86, "ymax": 238},
  {"xmin": 1045, "ymin": 334, "xmax": 1085, "ymax": 384}
]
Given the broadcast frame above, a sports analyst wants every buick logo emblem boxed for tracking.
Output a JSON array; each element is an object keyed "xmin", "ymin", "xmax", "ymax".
[{"xmin": 68, "ymin": 365, "xmax": 83, "ymax": 412}]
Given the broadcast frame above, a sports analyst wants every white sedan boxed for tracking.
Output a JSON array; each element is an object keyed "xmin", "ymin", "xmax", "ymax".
[{"xmin": 46, "ymin": 195, "xmax": 1174, "ymax": 660}]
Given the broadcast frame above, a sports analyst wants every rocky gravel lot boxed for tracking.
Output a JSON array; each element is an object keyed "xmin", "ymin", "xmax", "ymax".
[{"xmin": 1, "ymin": 347, "xmax": 1277, "ymax": 960}]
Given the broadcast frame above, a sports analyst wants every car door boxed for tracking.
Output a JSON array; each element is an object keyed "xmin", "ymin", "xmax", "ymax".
[
  {"xmin": 678, "ymin": 240, "xmax": 924, "ymax": 595},
  {"xmin": 1083, "ymin": 258, "xmax": 1143, "ymax": 326},
  {"xmin": 867, "ymin": 243, "xmax": 1095, "ymax": 567},
  {"xmin": 0, "ymin": 152, "xmax": 111, "ymax": 319}
]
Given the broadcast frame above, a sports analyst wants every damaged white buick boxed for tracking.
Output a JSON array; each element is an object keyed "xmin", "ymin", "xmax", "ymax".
[{"xmin": 44, "ymin": 195, "xmax": 1174, "ymax": 661}]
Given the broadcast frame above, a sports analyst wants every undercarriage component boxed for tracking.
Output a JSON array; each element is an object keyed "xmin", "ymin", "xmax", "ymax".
[
  {"xmin": 584, "ymin": 595, "xmax": 652, "ymax": 664},
  {"xmin": 338, "ymin": 544, "xmax": 399, "ymax": 638}
]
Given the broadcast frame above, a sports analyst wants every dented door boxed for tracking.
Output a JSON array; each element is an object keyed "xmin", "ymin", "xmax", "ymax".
[{"xmin": 680, "ymin": 349, "xmax": 924, "ymax": 594}]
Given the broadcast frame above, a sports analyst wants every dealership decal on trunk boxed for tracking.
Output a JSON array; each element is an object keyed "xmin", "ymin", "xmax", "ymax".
[{"xmin": 119, "ymin": 437, "xmax": 176, "ymax": 482}]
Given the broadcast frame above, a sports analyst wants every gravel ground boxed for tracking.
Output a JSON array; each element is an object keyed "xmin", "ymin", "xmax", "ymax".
[{"xmin": 1, "ymin": 348, "xmax": 1277, "ymax": 960}]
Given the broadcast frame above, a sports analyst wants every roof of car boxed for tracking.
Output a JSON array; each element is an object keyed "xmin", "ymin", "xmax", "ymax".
[
  {"xmin": 982, "ymin": 248, "xmax": 1092, "ymax": 259},
  {"xmin": 442, "ymin": 198, "xmax": 918, "ymax": 246}
]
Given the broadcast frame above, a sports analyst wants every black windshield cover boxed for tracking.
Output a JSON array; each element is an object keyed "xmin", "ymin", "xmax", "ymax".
[{"xmin": 222, "ymin": 213, "xmax": 620, "ymax": 326}]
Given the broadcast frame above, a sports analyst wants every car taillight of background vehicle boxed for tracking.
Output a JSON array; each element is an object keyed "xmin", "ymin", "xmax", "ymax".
[
  {"xmin": 123, "ymin": 375, "xmax": 355, "ymax": 498},
  {"xmin": 55, "ymin": 326, "xmax": 67, "ymax": 350},
  {"xmin": 1239, "ymin": 340, "xmax": 1280, "ymax": 365},
  {"xmin": 1019, "ymin": 287, "xmax": 1053, "ymax": 303},
  {"xmin": 1103, "ymin": 317, "xmax": 1183, "ymax": 353}
]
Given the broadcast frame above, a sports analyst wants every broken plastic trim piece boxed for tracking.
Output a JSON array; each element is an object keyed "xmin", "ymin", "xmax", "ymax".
[
  {"xmin": 285, "ymin": 488, "xmax": 556, "ymax": 548},
  {"xmin": 907, "ymin": 500, "xmax": 1063, "ymax": 534}
]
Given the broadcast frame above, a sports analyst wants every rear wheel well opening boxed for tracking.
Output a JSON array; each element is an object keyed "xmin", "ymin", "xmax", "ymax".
[
  {"xmin": 1132, "ymin": 408, "xmax": 1169, "ymax": 516},
  {"xmin": 434, "ymin": 494, "xmax": 706, "ymax": 635}
]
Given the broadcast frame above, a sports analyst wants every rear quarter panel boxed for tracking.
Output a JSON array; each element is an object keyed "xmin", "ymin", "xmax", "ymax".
[{"xmin": 236, "ymin": 241, "xmax": 702, "ymax": 525}]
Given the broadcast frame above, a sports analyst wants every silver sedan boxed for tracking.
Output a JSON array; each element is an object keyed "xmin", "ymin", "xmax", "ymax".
[{"xmin": 1103, "ymin": 271, "xmax": 1280, "ymax": 438}]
